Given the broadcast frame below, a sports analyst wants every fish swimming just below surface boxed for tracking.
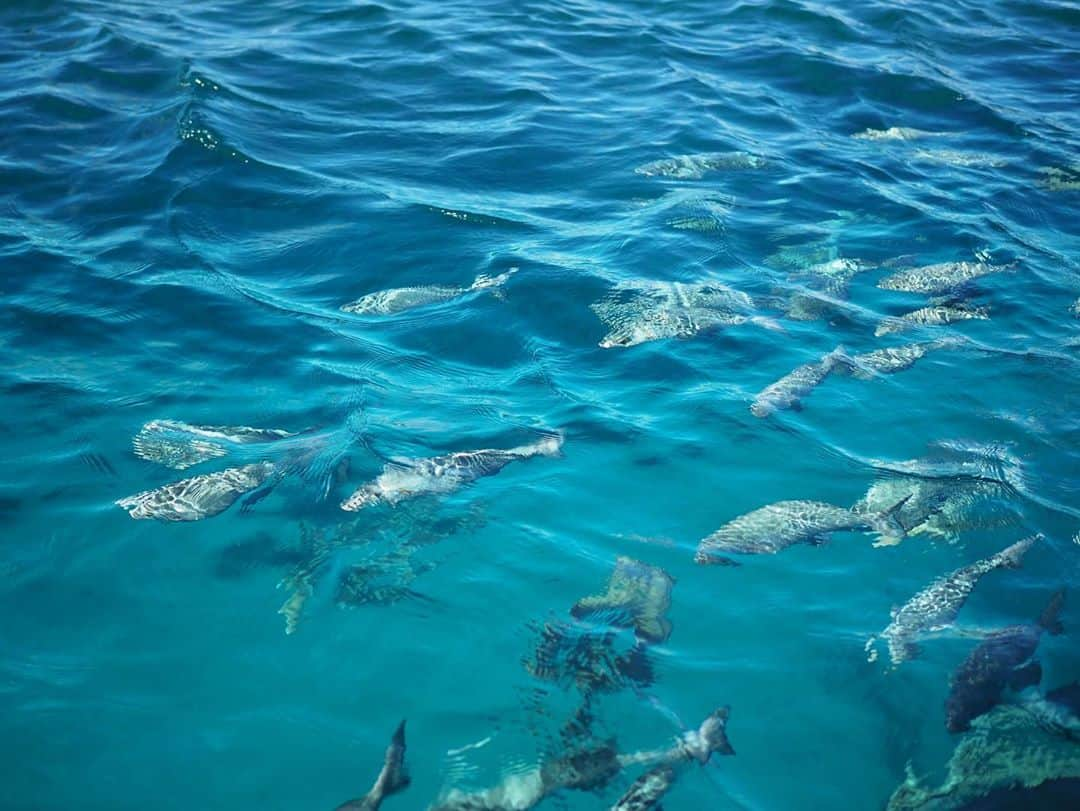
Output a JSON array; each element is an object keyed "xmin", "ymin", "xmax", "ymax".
[
  {"xmin": 341, "ymin": 435, "xmax": 562, "ymax": 511},
  {"xmin": 878, "ymin": 261, "xmax": 1013, "ymax": 295},
  {"xmin": 341, "ymin": 269, "xmax": 517, "ymax": 315},
  {"xmin": 750, "ymin": 345, "xmax": 848, "ymax": 417},
  {"xmin": 334, "ymin": 720, "xmax": 410, "ymax": 810},
  {"xmin": 875, "ymin": 302, "xmax": 990, "ymax": 337},
  {"xmin": 868, "ymin": 534, "xmax": 1040, "ymax": 667},
  {"xmin": 695, "ymin": 497, "xmax": 909, "ymax": 565},
  {"xmin": 634, "ymin": 152, "xmax": 767, "ymax": 179}
]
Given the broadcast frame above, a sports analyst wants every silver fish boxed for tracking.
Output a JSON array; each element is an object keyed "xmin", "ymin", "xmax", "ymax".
[
  {"xmin": 695, "ymin": 498, "xmax": 908, "ymax": 565},
  {"xmin": 875, "ymin": 303, "xmax": 990, "ymax": 337},
  {"xmin": 116, "ymin": 462, "xmax": 275, "ymax": 521},
  {"xmin": 840, "ymin": 339, "xmax": 961, "ymax": 380},
  {"xmin": 132, "ymin": 419, "xmax": 294, "ymax": 470},
  {"xmin": 634, "ymin": 152, "xmax": 766, "ymax": 179},
  {"xmin": 592, "ymin": 280, "xmax": 778, "ymax": 349},
  {"xmin": 341, "ymin": 269, "xmax": 516, "ymax": 315},
  {"xmin": 853, "ymin": 127, "xmax": 946, "ymax": 141},
  {"xmin": 750, "ymin": 345, "xmax": 847, "ymax": 417},
  {"xmin": 784, "ymin": 258, "xmax": 871, "ymax": 321},
  {"xmin": 878, "ymin": 261, "xmax": 1012, "ymax": 295},
  {"xmin": 335, "ymin": 721, "xmax": 410, "ymax": 811},
  {"xmin": 868, "ymin": 534, "xmax": 1040, "ymax": 667},
  {"xmin": 571, "ymin": 557, "xmax": 674, "ymax": 644},
  {"xmin": 852, "ymin": 476, "xmax": 1007, "ymax": 544},
  {"xmin": 341, "ymin": 436, "xmax": 562, "ymax": 511},
  {"xmin": 912, "ymin": 149, "xmax": 1008, "ymax": 168}
]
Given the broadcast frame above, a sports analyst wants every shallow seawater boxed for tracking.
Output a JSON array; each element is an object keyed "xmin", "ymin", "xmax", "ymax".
[{"xmin": 2, "ymin": 1, "xmax": 1079, "ymax": 809}]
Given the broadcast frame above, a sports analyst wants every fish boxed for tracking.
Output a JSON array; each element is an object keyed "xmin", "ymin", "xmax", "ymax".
[
  {"xmin": 852, "ymin": 475, "xmax": 1007, "ymax": 544},
  {"xmin": 116, "ymin": 462, "xmax": 275, "ymax": 521},
  {"xmin": 341, "ymin": 435, "xmax": 562, "ymax": 511},
  {"xmin": 912, "ymin": 149, "xmax": 1008, "ymax": 168},
  {"xmin": 695, "ymin": 497, "xmax": 909, "ymax": 565},
  {"xmin": 875, "ymin": 302, "xmax": 990, "ymax": 337},
  {"xmin": 750, "ymin": 345, "xmax": 848, "ymax": 417},
  {"xmin": 429, "ymin": 707, "xmax": 733, "ymax": 811},
  {"xmin": 945, "ymin": 589, "xmax": 1065, "ymax": 733},
  {"xmin": 1039, "ymin": 165, "xmax": 1080, "ymax": 192},
  {"xmin": 868, "ymin": 534, "xmax": 1040, "ymax": 667},
  {"xmin": 591, "ymin": 280, "xmax": 779, "ymax": 349},
  {"xmin": 634, "ymin": 152, "xmax": 767, "ymax": 179},
  {"xmin": 570, "ymin": 557, "xmax": 675, "ymax": 644},
  {"xmin": 610, "ymin": 765, "xmax": 676, "ymax": 811},
  {"xmin": 852, "ymin": 127, "xmax": 946, "ymax": 141},
  {"xmin": 839, "ymin": 339, "xmax": 962, "ymax": 380},
  {"xmin": 132, "ymin": 419, "xmax": 294, "ymax": 470},
  {"xmin": 1018, "ymin": 682, "xmax": 1080, "ymax": 741},
  {"xmin": 341, "ymin": 269, "xmax": 516, "ymax": 315},
  {"xmin": 783, "ymin": 258, "xmax": 872, "ymax": 322},
  {"xmin": 335, "ymin": 721, "xmax": 410, "ymax": 810},
  {"xmin": 878, "ymin": 261, "xmax": 1013, "ymax": 295}
]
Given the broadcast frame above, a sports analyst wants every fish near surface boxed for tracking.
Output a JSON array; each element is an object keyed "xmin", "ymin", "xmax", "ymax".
[
  {"xmin": 116, "ymin": 462, "xmax": 275, "ymax": 521},
  {"xmin": 750, "ymin": 345, "xmax": 847, "ymax": 417},
  {"xmin": 610, "ymin": 765, "xmax": 675, "ymax": 811},
  {"xmin": 341, "ymin": 269, "xmax": 516, "ymax": 316},
  {"xmin": 875, "ymin": 302, "xmax": 990, "ymax": 337},
  {"xmin": 878, "ymin": 261, "xmax": 1012, "ymax": 295},
  {"xmin": 869, "ymin": 534, "xmax": 1040, "ymax": 667},
  {"xmin": 570, "ymin": 557, "xmax": 674, "ymax": 644},
  {"xmin": 695, "ymin": 497, "xmax": 908, "ymax": 565},
  {"xmin": 852, "ymin": 476, "xmax": 1007, "ymax": 544},
  {"xmin": 634, "ymin": 152, "xmax": 767, "ymax": 179},
  {"xmin": 341, "ymin": 435, "xmax": 562, "ymax": 511},
  {"xmin": 840, "ymin": 338, "xmax": 963, "ymax": 380},
  {"xmin": 132, "ymin": 419, "xmax": 294, "ymax": 470},
  {"xmin": 591, "ymin": 280, "xmax": 777, "ymax": 349},
  {"xmin": 945, "ymin": 589, "xmax": 1065, "ymax": 733},
  {"xmin": 334, "ymin": 720, "xmax": 410, "ymax": 810}
]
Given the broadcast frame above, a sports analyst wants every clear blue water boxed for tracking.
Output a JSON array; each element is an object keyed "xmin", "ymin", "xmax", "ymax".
[{"xmin": 2, "ymin": 1, "xmax": 1079, "ymax": 808}]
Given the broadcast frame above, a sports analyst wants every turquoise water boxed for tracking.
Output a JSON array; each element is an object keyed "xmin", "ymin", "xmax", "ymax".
[{"xmin": 2, "ymin": 0, "xmax": 1079, "ymax": 808}]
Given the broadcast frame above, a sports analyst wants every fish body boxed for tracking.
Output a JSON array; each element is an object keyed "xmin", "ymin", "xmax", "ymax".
[
  {"xmin": 841, "ymin": 340, "xmax": 958, "ymax": 380},
  {"xmin": 912, "ymin": 149, "xmax": 1007, "ymax": 168},
  {"xmin": 874, "ymin": 535, "xmax": 1040, "ymax": 666},
  {"xmin": 784, "ymin": 259, "xmax": 869, "ymax": 321},
  {"xmin": 878, "ymin": 261, "xmax": 1010, "ymax": 295},
  {"xmin": 853, "ymin": 127, "xmax": 944, "ymax": 141},
  {"xmin": 634, "ymin": 152, "xmax": 766, "ymax": 179},
  {"xmin": 132, "ymin": 419, "xmax": 293, "ymax": 470},
  {"xmin": 750, "ymin": 346, "xmax": 847, "ymax": 417},
  {"xmin": 610, "ymin": 766, "xmax": 675, "ymax": 811},
  {"xmin": 945, "ymin": 589, "xmax": 1064, "ymax": 733},
  {"xmin": 852, "ymin": 476, "xmax": 1004, "ymax": 543},
  {"xmin": 571, "ymin": 557, "xmax": 674, "ymax": 643},
  {"xmin": 342, "ymin": 436, "xmax": 561, "ymax": 511},
  {"xmin": 875, "ymin": 303, "xmax": 990, "ymax": 337},
  {"xmin": 341, "ymin": 270, "xmax": 515, "ymax": 315},
  {"xmin": 116, "ymin": 462, "xmax": 275, "ymax": 521},
  {"xmin": 592, "ymin": 280, "xmax": 770, "ymax": 348},
  {"xmin": 695, "ymin": 498, "xmax": 906, "ymax": 564},
  {"xmin": 335, "ymin": 721, "xmax": 410, "ymax": 810}
]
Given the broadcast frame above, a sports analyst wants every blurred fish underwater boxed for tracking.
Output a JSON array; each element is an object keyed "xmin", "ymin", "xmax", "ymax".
[{"xmin": 1, "ymin": 0, "xmax": 1078, "ymax": 809}]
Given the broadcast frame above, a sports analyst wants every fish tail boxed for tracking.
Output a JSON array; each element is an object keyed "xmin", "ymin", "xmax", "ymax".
[
  {"xmin": 471, "ymin": 267, "xmax": 518, "ymax": 291},
  {"xmin": 998, "ymin": 533, "xmax": 1042, "ymax": 569},
  {"xmin": 869, "ymin": 494, "xmax": 912, "ymax": 542},
  {"xmin": 1038, "ymin": 588, "xmax": 1066, "ymax": 636}
]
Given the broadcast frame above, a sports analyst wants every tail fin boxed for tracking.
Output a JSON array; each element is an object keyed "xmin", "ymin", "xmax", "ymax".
[
  {"xmin": 471, "ymin": 267, "xmax": 518, "ymax": 291},
  {"xmin": 685, "ymin": 706, "xmax": 735, "ymax": 762},
  {"xmin": 531, "ymin": 433, "xmax": 564, "ymax": 457},
  {"xmin": 748, "ymin": 315, "xmax": 787, "ymax": 333},
  {"xmin": 1038, "ymin": 589, "xmax": 1065, "ymax": 636},
  {"xmin": 869, "ymin": 494, "xmax": 912, "ymax": 544},
  {"xmin": 376, "ymin": 721, "xmax": 410, "ymax": 798}
]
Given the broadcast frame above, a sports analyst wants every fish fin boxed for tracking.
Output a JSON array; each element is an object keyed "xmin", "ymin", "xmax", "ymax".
[
  {"xmin": 239, "ymin": 483, "xmax": 275, "ymax": 514},
  {"xmin": 1009, "ymin": 661, "xmax": 1042, "ymax": 691},
  {"xmin": 806, "ymin": 534, "xmax": 829, "ymax": 547},
  {"xmin": 695, "ymin": 552, "xmax": 741, "ymax": 567},
  {"xmin": 1038, "ymin": 588, "xmax": 1065, "ymax": 635},
  {"xmin": 871, "ymin": 494, "xmax": 911, "ymax": 544}
]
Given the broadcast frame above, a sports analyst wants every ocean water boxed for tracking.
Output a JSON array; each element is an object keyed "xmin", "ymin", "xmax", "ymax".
[{"xmin": 2, "ymin": 0, "xmax": 1079, "ymax": 809}]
